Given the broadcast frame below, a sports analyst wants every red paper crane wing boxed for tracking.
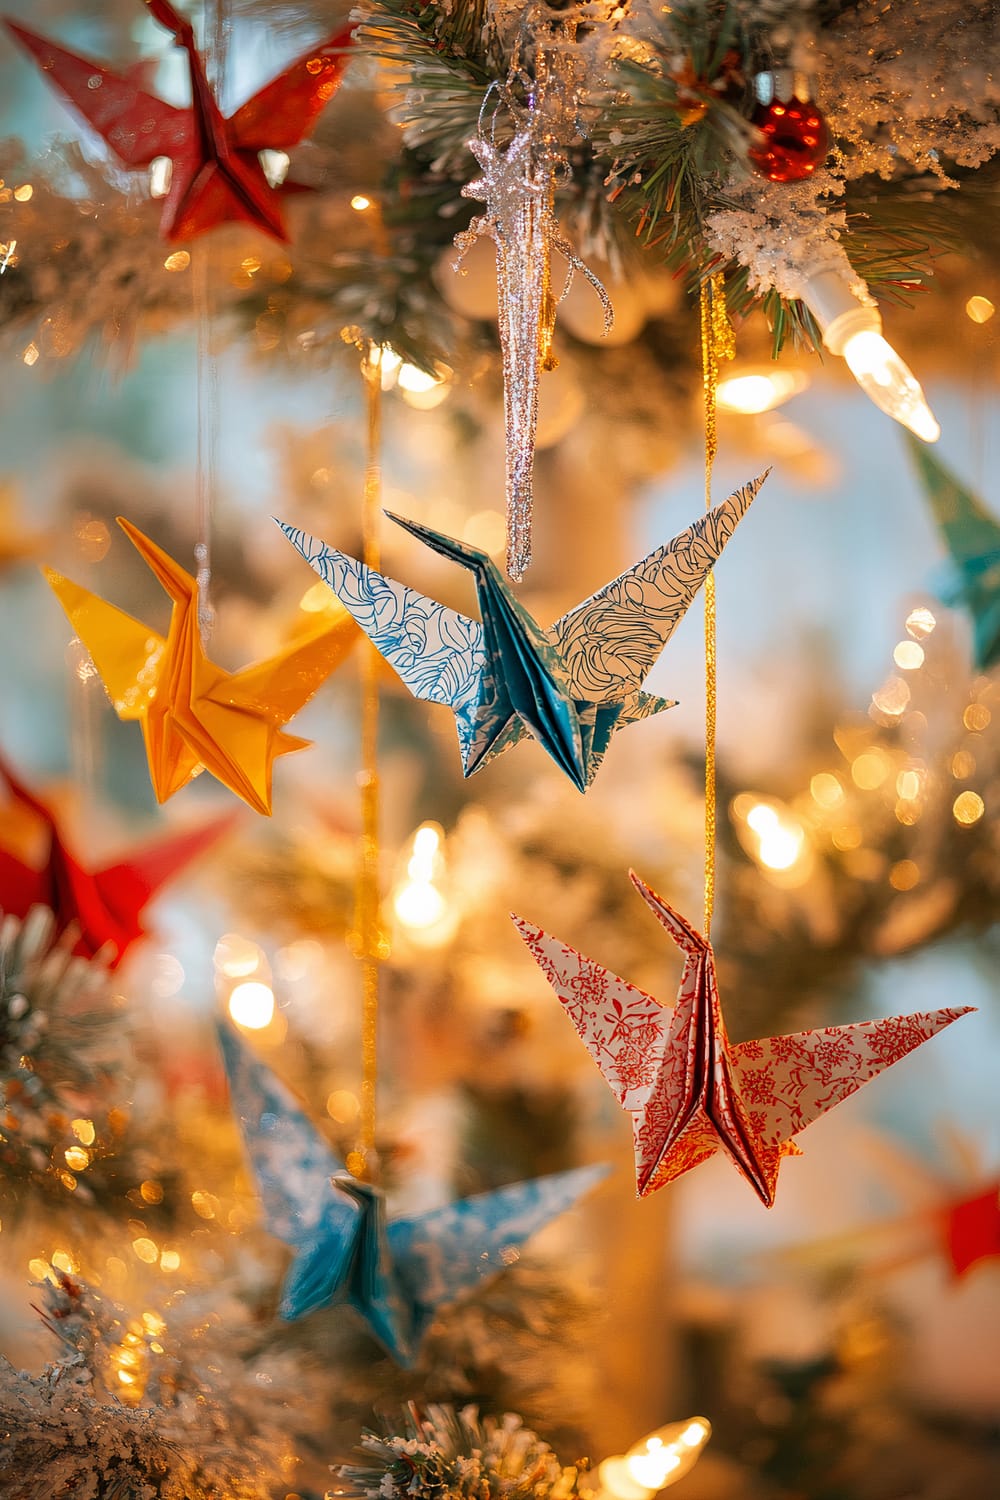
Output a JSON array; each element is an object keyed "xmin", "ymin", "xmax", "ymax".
[
  {"xmin": 229, "ymin": 26, "xmax": 354, "ymax": 149},
  {"xmin": 946, "ymin": 1183, "xmax": 1000, "ymax": 1277},
  {"xmin": 0, "ymin": 749, "xmax": 55, "ymax": 822},
  {"xmin": 0, "ymin": 750, "xmax": 233, "ymax": 966},
  {"xmin": 42, "ymin": 811, "xmax": 233, "ymax": 966},
  {"xmin": 90, "ymin": 810, "xmax": 236, "ymax": 964},
  {"xmin": 0, "ymin": 846, "xmax": 50, "ymax": 912},
  {"xmin": 731, "ymin": 1007, "xmax": 975, "ymax": 1151},
  {"xmin": 509, "ymin": 917, "xmax": 671, "ymax": 1110},
  {"xmin": 4, "ymin": 20, "xmax": 192, "ymax": 166},
  {"xmin": 0, "ymin": 751, "xmax": 125, "ymax": 959},
  {"xmin": 98, "ymin": 810, "xmax": 237, "ymax": 910}
]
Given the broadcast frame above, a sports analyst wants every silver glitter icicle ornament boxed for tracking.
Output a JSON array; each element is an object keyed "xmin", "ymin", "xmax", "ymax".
[{"xmin": 455, "ymin": 41, "xmax": 611, "ymax": 581}]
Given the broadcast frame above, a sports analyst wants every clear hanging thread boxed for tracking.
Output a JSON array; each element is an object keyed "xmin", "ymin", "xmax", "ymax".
[{"xmin": 192, "ymin": 0, "xmax": 230, "ymax": 646}]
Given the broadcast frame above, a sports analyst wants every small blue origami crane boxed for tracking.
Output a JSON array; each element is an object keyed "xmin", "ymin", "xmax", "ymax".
[
  {"xmin": 218, "ymin": 1022, "xmax": 607, "ymax": 1365},
  {"xmin": 277, "ymin": 470, "xmax": 767, "ymax": 791},
  {"xmin": 907, "ymin": 435, "xmax": 1000, "ymax": 670}
]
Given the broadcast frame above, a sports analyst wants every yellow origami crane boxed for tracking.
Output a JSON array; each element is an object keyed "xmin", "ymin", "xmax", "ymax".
[{"xmin": 45, "ymin": 518, "xmax": 358, "ymax": 814}]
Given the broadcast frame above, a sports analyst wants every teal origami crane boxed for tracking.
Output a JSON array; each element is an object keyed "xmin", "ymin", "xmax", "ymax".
[
  {"xmin": 907, "ymin": 435, "xmax": 1000, "ymax": 669},
  {"xmin": 277, "ymin": 470, "xmax": 767, "ymax": 791},
  {"xmin": 218, "ymin": 1022, "xmax": 606, "ymax": 1365}
]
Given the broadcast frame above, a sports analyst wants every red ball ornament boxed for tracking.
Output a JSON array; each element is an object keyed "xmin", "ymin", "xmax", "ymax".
[{"xmin": 747, "ymin": 71, "xmax": 829, "ymax": 184}]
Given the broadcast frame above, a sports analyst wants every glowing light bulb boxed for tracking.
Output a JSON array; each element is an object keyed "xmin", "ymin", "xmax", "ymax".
[
  {"xmin": 747, "ymin": 801, "xmax": 803, "ymax": 867},
  {"xmin": 409, "ymin": 823, "xmax": 442, "ymax": 876},
  {"xmin": 626, "ymin": 1441, "xmax": 681, "ymax": 1489},
  {"xmin": 598, "ymin": 1458, "xmax": 654, "ymax": 1500},
  {"xmin": 397, "ymin": 364, "xmax": 442, "ymax": 388},
  {"xmin": 733, "ymin": 797, "xmax": 809, "ymax": 878},
  {"xmin": 394, "ymin": 881, "xmax": 448, "ymax": 929},
  {"xmin": 893, "ymin": 639, "xmax": 924, "ymax": 670},
  {"xmin": 906, "ymin": 606, "xmax": 936, "ymax": 639},
  {"xmin": 368, "ymin": 343, "xmax": 403, "ymax": 390},
  {"xmin": 966, "ymin": 295, "xmax": 995, "ymax": 324},
  {"xmin": 716, "ymin": 368, "xmax": 808, "ymax": 414},
  {"xmin": 599, "ymin": 1418, "xmax": 711, "ymax": 1498},
  {"xmin": 397, "ymin": 361, "xmax": 451, "ymax": 410},
  {"xmin": 801, "ymin": 269, "xmax": 940, "ymax": 443},
  {"xmin": 758, "ymin": 826, "xmax": 804, "ymax": 870},
  {"xmin": 746, "ymin": 803, "xmax": 779, "ymax": 835},
  {"xmin": 393, "ymin": 822, "xmax": 455, "ymax": 945},
  {"xmin": 228, "ymin": 981, "xmax": 275, "ymax": 1030},
  {"xmin": 841, "ymin": 331, "xmax": 940, "ymax": 442}
]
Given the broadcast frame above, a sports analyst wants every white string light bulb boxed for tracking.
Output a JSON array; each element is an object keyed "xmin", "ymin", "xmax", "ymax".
[
  {"xmin": 597, "ymin": 1418, "xmax": 712, "ymax": 1499},
  {"xmin": 392, "ymin": 822, "xmax": 457, "ymax": 946},
  {"xmin": 802, "ymin": 270, "xmax": 940, "ymax": 443}
]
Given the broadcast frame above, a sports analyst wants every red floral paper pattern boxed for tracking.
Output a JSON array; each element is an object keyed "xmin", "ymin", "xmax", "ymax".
[{"xmin": 513, "ymin": 873, "xmax": 974, "ymax": 1206}]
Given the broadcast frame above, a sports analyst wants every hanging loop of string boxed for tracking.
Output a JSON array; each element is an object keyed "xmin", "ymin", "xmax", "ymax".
[
  {"xmin": 193, "ymin": 248, "xmax": 218, "ymax": 647},
  {"xmin": 192, "ymin": 0, "xmax": 230, "ymax": 647},
  {"xmin": 346, "ymin": 349, "xmax": 386, "ymax": 1183},
  {"xmin": 699, "ymin": 273, "xmax": 735, "ymax": 938}
]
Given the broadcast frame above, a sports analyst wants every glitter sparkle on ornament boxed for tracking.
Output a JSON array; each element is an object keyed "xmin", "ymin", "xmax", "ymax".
[
  {"xmin": 747, "ymin": 73, "xmax": 829, "ymax": 184},
  {"xmin": 455, "ymin": 36, "xmax": 610, "ymax": 581}
]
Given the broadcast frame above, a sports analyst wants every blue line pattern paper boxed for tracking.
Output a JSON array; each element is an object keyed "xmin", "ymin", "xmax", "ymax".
[
  {"xmin": 277, "ymin": 470, "xmax": 767, "ymax": 791},
  {"xmin": 218, "ymin": 1022, "xmax": 607, "ymax": 1365}
]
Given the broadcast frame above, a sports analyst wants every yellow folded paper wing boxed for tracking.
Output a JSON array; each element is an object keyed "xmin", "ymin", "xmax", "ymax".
[
  {"xmin": 44, "ymin": 519, "xmax": 357, "ymax": 814},
  {"xmin": 43, "ymin": 569, "xmax": 166, "ymax": 719}
]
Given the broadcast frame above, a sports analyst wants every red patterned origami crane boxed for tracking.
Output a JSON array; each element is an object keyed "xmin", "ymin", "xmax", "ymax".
[
  {"xmin": 4, "ymin": 0, "xmax": 352, "ymax": 242},
  {"xmin": 513, "ymin": 872, "xmax": 974, "ymax": 1206},
  {"xmin": 0, "ymin": 752, "xmax": 234, "ymax": 966}
]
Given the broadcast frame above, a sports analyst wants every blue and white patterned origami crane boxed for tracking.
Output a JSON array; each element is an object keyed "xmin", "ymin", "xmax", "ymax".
[
  {"xmin": 277, "ymin": 469, "xmax": 767, "ymax": 791},
  {"xmin": 218, "ymin": 1022, "xmax": 607, "ymax": 1365}
]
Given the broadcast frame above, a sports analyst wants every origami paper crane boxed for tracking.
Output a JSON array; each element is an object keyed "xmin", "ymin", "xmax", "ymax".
[
  {"xmin": 906, "ymin": 434, "xmax": 1000, "ymax": 669},
  {"xmin": 513, "ymin": 872, "xmax": 974, "ymax": 1206},
  {"xmin": 0, "ymin": 751, "xmax": 233, "ymax": 967},
  {"xmin": 4, "ymin": 0, "xmax": 352, "ymax": 243},
  {"xmin": 867, "ymin": 1129, "xmax": 1000, "ymax": 1280},
  {"xmin": 946, "ymin": 1183, "xmax": 1000, "ymax": 1277},
  {"xmin": 218, "ymin": 1021, "xmax": 607, "ymax": 1364},
  {"xmin": 45, "ymin": 518, "xmax": 357, "ymax": 815},
  {"xmin": 278, "ymin": 470, "xmax": 766, "ymax": 792}
]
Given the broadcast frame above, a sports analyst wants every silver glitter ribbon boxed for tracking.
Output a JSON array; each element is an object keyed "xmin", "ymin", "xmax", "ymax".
[{"xmin": 455, "ymin": 41, "xmax": 612, "ymax": 582}]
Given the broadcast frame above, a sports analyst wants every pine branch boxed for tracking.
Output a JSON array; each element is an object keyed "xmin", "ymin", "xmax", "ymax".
[{"xmin": 353, "ymin": 0, "xmax": 502, "ymax": 172}]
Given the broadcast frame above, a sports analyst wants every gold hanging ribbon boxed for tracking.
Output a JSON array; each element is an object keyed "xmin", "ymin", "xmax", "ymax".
[
  {"xmin": 346, "ymin": 351, "xmax": 386, "ymax": 1182},
  {"xmin": 699, "ymin": 273, "xmax": 735, "ymax": 938}
]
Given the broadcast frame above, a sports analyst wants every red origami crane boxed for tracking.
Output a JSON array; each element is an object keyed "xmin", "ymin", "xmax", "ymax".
[
  {"xmin": 945, "ymin": 1182, "xmax": 1000, "ymax": 1277},
  {"xmin": 4, "ymin": 0, "xmax": 353, "ymax": 242},
  {"xmin": 514, "ymin": 872, "xmax": 974, "ymax": 1205},
  {"xmin": 0, "ymin": 752, "xmax": 234, "ymax": 967}
]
